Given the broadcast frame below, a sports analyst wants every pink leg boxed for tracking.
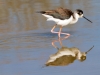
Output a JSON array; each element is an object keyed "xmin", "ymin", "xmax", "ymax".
[
  {"xmin": 51, "ymin": 25, "xmax": 70, "ymax": 38},
  {"xmin": 52, "ymin": 36, "xmax": 67, "ymax": 50}
]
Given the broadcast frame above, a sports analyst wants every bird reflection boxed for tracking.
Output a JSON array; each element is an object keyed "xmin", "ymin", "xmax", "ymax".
[{"xmin": 45, "ymin": 38, "xmax": 94, "ymax": 66}]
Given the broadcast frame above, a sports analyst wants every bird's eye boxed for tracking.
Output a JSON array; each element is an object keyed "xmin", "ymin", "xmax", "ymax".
[
  {"xmin": 77, "ymin": 12, "xmax": 81, "ymax": 15},
  {"xmin": 79, "ymin": 12, "xmax": 82, "ymax": 15}
]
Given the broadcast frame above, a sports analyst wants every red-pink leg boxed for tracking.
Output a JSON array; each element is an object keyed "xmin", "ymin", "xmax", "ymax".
[
  {"xmin": 58, "ymin": 26, "xmax": 62, "ymax": 38},
  {"xmin": 51, "ymin": 25, "xmax": 70, "ymax": 38},
  {"xmin": 52, "ymin": 37, "xmax": 66, "ymax": 49},
  {"xmin": 51, "ymin": 25, "xmax": 58, "ymax": 34}
]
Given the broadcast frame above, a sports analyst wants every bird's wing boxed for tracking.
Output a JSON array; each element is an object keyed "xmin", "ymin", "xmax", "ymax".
[
  {"xmin": 45, "ymin": 55, "xmax": 76, "ymax": 66},
  {"xmin": 37, "ymin": 7, "xmax": 73, "ymax": 20}
]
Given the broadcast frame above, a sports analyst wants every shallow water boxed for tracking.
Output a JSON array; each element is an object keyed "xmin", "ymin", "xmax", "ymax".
[{"xmin": 0, "ymin": 0, "xmax": 100, "ymax": 75}]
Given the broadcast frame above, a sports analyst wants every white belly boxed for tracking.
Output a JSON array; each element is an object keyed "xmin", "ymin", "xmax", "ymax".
[
  {"xmin": 42, "ymin": 14, "xmax": 73, "ymax": 26},
  {"xmin": 57, "ymin": 16, "xmax": 73, "ymax": 26}
]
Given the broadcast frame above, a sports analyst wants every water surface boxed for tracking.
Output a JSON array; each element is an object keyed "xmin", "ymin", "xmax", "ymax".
[{"xmin": 0, "ymin": 0, "xmax": 100, "ymax": 75}]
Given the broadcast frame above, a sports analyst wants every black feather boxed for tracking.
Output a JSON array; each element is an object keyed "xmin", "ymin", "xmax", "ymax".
[{"xmin": 36, "ymin": 11, "xmax": 46, "ymax": 14}]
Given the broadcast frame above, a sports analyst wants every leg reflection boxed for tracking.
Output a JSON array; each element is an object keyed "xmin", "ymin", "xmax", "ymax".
[{"xmin": 52, "ymin": 36, "xmax": 67, "ymax": 50}]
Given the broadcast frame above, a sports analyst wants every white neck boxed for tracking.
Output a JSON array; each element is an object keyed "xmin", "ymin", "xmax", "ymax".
[
  {"xmin": 70, "ymin": 13, "xmax": 80, "ymax": 24},
  {"xmin": 77, "ymin": 51, "xmax": 82, "ymax": 60}
]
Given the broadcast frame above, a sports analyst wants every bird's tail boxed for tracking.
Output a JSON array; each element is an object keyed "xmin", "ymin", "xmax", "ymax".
[{"xmin": 36, "ymin": 11, "xmax": 46, "ymax": 14}]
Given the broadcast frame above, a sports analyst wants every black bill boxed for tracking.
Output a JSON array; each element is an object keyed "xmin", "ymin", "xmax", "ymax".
[
  {"xmin": 85, "ymin": 45, "xmax": 94, "ymax": 54},
  {"xmin": 83, "ymin": 16, "xmax": 92, "ymax": 23}
]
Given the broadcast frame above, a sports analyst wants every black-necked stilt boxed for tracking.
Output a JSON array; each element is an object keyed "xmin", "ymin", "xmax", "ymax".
[
  {"xmin": 45, "ymin": 38, "xmax": 94, "ymax": 66},
  {"xmin": 37, "ymin": 7, "xmax": 92, "ymax": 38}
]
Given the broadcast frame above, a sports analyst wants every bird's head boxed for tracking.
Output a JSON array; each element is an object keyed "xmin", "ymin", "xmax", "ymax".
[
  {"xmin": 75, "ymin": 9, "xmax": 92, "ymax": 23},
  {"xmin": 78, "ymin": 46, "xmax": 94, "ymax": 62},
  {"xmin": 79, "ymin": 52, "xmax": 86, "ymax": 62},
  {"xmin": 76, "ymin": 9, "xmax": 83, "ymax": 18}
]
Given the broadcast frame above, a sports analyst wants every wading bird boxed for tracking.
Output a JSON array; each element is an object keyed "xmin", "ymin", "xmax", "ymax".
[
  {"xmin": 45, "ymin": 38, "xmax": 94, "ymax": 66},
  {"xmin": 37, "ymin": 7, "xmax": 92, "ymax": 39}
]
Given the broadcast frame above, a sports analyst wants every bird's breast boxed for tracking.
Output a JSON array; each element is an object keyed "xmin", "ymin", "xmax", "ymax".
[
  {"xmin": 57, "ymin": 16, "xmax": 73, "ymax": 26},
  {"xmin": 69, "ymin": 18, "xmax": 78, "ymax": 24},
  {"xmin": 42, "ymin": 14, "xmax": 74, "ymax": 26}
]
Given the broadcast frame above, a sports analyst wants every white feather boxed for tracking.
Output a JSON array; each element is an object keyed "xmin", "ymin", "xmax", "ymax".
[
  {"xmin": 42, "ymin": 14, "xmax": 74, "ymax": 26},
  {"xmin": 46, "ymin": 50, "xmax": 76, "ymax": 63}
]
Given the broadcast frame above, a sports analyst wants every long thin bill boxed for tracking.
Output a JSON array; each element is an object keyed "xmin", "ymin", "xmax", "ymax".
[
  {"xmin": 85, "ymin": 45, "xmax": 94, "ymax": 54},
  {"xmin": 83, "ymin": 16, "xmax": 92, "ymax": 23}
]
